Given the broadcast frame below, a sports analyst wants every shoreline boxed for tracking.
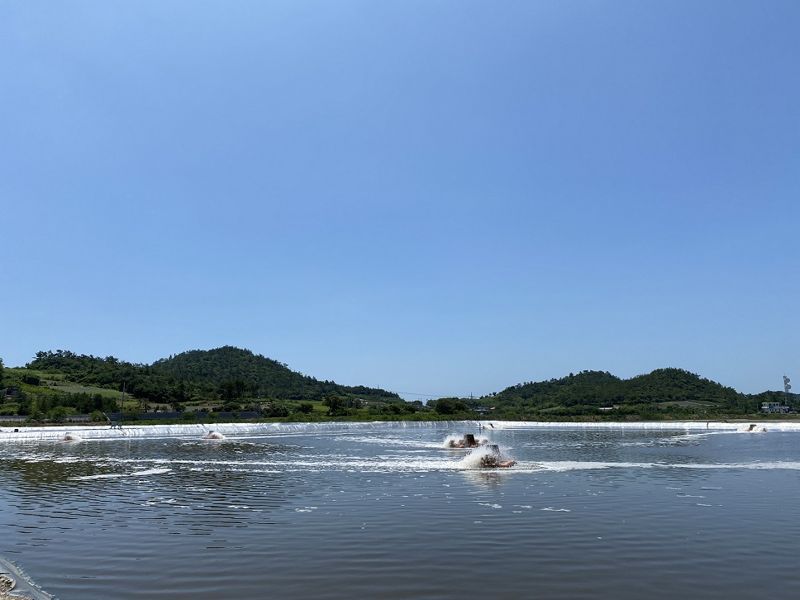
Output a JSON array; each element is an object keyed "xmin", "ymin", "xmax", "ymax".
[
  {"xmin": 2, "ymin": 419, "xmax": 799, "ymax": 443},
  {"xmin": 0, "ymin": 559, "xmax": 48, "ymax": 600}
]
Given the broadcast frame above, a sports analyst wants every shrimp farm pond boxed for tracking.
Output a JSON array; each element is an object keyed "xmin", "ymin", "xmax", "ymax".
[{"xmin": 1, "ymin": 420, "xmax": 799, "ymax": 599}]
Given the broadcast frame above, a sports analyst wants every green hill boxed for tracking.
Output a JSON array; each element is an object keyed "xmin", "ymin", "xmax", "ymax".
[
  {"xmin": 25, "ymin": 346, "xmax": 400, "ymax": 406},
  {"xmin": 487, "ymin": 368, "xmax": 773, "ymax": 418},
  {"xmin": 3, "ymin": 349, "xmax": 796, "ymax": 422},
  {"xmin": 492, "ymin": 370, "xmax": 623, "ymax": 408},
  {"xmin": 150, "ymin": 346, "xmax": 399, "ymax": 402}
]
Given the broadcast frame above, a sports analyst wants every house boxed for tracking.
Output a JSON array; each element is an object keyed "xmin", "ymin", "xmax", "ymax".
[{"xmin": 761, "ymin": 402, "xmax": 790, "ymax": 414}]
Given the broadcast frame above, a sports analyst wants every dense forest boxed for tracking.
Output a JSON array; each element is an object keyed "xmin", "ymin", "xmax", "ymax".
[
  {"xmin": 0, "ymin": 347, "xmax": 407, "ymax": 422},
  {"xmin": 26, "ymin": 346, "xmax": 399, "ymax": 405},
  {"xmin": 0, "ymin": 348, "xmax": 796, "ymax": 423},
  {"xmin": 481, "ymin": 368, "xmax": 793, "ymax": 419}
]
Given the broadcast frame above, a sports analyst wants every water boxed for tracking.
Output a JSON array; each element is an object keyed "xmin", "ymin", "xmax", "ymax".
[{"xmin": 1, "ymin": 422, "xmax": 799, "ymax": 599}]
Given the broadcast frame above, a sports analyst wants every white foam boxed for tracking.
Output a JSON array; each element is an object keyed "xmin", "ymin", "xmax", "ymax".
[
  {"xmin": 3, "ymin": 419, "xmax": 800, "ymax": 444},
  {"xmin": 443, "ymin": 434, "xmax": 464, "ymax": 448},
  {"xmin": 459, "ymin": 445, "xmax": 515, "ymax": 469},
  {"xmin": 71, "ymin": 467, "xmax": 172, "ymax": 481},
  {"xmin": 344, "ymin": 435, "xmax": 443, "ymax": 449},
  {"xmin": 442, "ymin": 434, "xmax": 490, "ymax": 449},
  {"xmin": 484, "ymin": 420, "xmax": 800, "ymax": 432},
  {"xmin": 736, "ymin": 424, "xmax": 769, "ymax": 433},
  {"xmin": 526, "ymin": 460, "xmax": 800, "ymax": 473},
  {"xmin": 0, "ymin": 420, "xmax": 471, "ymax": 443}
]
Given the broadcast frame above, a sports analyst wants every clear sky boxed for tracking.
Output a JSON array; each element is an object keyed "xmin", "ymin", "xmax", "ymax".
[{"xmin": 1, "ymin": 1, "xmax": 797, "ymax": 397}]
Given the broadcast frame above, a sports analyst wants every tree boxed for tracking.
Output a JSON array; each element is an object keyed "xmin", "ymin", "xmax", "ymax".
[
  {"xmin": 22, "ymin": 374, "xmax": 40, "ymax": 386},
  {"xmin": 48, "ymin": 406, "xmax": 71, "ymax": 423},
  {"xmin": 323, "ymin": 395, "xmax": 350, "ymax": 416},
  {"xmin": 263, "ymin": 402, "xmax": 289, "ymax": 417},
  {"xmin": 431, "ymin": 398, "xmax": 468, "ymax": 415}
]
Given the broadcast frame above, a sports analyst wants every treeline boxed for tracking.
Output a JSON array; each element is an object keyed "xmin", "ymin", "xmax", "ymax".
[
  {"xmin": 493, "ymin": 369, "xmax": 739, "ymax": 406},
  {"xmin": 483, "ymin": 368, "xmax": 792, "ymax": 418},
  {"xmin": 149, "ymin": 346, "xmax": 399, "ymax": 402},
  {"xmin": 15, "ymin": 392, "xmax": 118, "ymax": 421},
  {"xmin": 26, "ymin": 347, "xmax": 401, "ymax": 406},
  {"xmin": 3, "ymin": 349, "xmax": 795, "ymax": 422}
]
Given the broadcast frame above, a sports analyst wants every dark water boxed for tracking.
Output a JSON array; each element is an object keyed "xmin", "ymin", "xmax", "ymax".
[{"xmin": 1, "ymin": 423, "xmax": 800, "ymax": 599}]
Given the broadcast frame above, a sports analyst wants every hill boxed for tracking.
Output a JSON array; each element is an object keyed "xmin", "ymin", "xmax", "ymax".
[
  {"xmin": 150, "ymin": 346, "xmax": 399, "ymax": 402},
  {"xmin": 485, "ymin": 368, "xmax": 785, "ymax": 418},
  {"xmin": 24, "ymin": 346, "xmax": 400, "ymax": 406},
  {"xmin": 2, "ymin": 350, "xmax": 795, "ymax": 422}
]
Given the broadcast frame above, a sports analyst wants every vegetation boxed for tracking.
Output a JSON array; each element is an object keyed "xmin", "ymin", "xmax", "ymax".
[
  {"xmin": 25, "ymin": 347, "xmax": 400, "ymax": 406},
  {"xmin": 481, "ymin": 368, "xmax": 796, "ymax": 420},
  {"xmin": 0, "ymin": 365, "xmax": 119, "ymax": 422},
  {"xmin": 0, "ymin": 348, "xmax": 796, "ymax": 424},
  {"xmin": 1, "ymin": 347, "xmax": 409, "ymax": 422}
]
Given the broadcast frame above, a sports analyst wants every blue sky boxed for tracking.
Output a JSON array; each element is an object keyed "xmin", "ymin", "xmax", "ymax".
[{"xmin": 1, "ymin": 1, "xmax": 797, "ymax": 397}]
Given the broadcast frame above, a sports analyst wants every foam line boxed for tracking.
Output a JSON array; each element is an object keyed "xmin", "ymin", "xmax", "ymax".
[
  {"xmin": 1, "ymin": 420, "xmax": 799, "ymax": 443},
  {"xmin": 0, "ymin": 420, "xmax": 467, "ymax": 443},
  {"xmin": 481, "ymin": 421, "xmax": 800, "ymax": 432},
  {"xmin": 70, "ymin": 467, "xmax": 173, "ymax": 481}
]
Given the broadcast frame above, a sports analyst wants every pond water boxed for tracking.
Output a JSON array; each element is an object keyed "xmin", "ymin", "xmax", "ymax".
[{"xmin": 1, "ymin": 422, "xmax": 799, "ymax": 599}]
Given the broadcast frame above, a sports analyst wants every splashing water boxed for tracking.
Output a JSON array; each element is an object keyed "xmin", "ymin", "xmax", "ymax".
[
  {"xmin": 442, "ymin": 433, "xmax": 490, "ymax": 448},
  {"xmin": 459, "ymin": 445, "xmax": 515, "ymax": 469},
  {"xmin": 443, "ymin": 434, "xmax": 464, "ymax": 448},
  {"xmin": 737, "ymin": 424, "xmax": 768, "ymax": 433}
]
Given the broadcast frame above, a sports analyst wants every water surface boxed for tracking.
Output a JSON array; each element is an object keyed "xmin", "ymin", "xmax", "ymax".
[{"xmin": 1, "ymin": 422, "xmax": 798, "ymax": 599}]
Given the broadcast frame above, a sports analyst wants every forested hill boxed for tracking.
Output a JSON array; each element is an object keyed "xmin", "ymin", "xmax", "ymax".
[
  {"xmin": 27, "ymin": 347, "xmax": 400, "ymax": 404},
  {"xmin": 150, "ymin": 347, "xmax": 399, "ymax": 401},
  {"xmin": 9, "ymin": 351, "xmax": 796, "ymax": 420},
  {"xmin": 489, "ymin": 368, "xmax": 756, "ymax": 416}
]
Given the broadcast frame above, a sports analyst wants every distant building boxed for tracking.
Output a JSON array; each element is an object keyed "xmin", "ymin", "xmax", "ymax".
[{"xmin": 761, "ymin": 402, "xmax": 790, "ymax": 414}]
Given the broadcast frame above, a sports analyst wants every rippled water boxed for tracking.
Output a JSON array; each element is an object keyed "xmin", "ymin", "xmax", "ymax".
[{"xmin": 2, "ymin": 422, "xmax": 799, "ymax": 599}]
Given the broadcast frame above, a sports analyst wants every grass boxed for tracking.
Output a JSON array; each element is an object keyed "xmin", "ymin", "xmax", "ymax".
[
  {"xmin": 5, "ymin": 367, "xmax": 122, "ymax": 398},
  {"xmin": 46, "ymin": 382, "xmax": 122, "ymax": 398},
  {"xmin": 657, "ymin": 400, "xmax": 718, "ymax": 408}
]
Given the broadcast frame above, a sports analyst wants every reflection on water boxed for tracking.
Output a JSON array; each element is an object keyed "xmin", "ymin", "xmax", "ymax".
[{"xmin": 1, "ymin": 423, "xmax": 800, "ymax": 599}]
